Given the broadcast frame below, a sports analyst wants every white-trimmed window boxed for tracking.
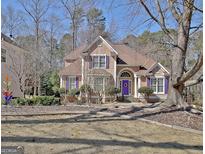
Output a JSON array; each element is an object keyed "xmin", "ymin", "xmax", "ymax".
[
  {"xmin": 1, "ymin": 48, "xmax": 6, "ymax": 62},
  {"xmin": 69, "ymin": 76, "xmax": 76, "ymax": 90},
  {"xmin": 150, "ymin": 77, "xmax": 164, "ymax": 94},
  {"xmin": 93, "ymin": 77, "xmax": 104, "ymax": 91},
  {"xmin": 92, "ymin": 55, "xmax": 106, "ymax": 68}
]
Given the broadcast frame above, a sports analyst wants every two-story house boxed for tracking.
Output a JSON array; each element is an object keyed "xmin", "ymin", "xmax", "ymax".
[{"xmin": 59, "ymin": 36, "xmax": 170, "ymax": 102}]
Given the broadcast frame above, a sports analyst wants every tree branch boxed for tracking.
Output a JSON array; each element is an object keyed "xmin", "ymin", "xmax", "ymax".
[
  {"xmin": 155, "ymin": 0, "xmax": 166, "ymax": 28},
  {"xmin": 139, "ymin": 0, "xmax": 175, "ymax": 42},
  {"xmin": 18, "ymin": 0, "xmax": 37, "ymax": 23},
  {"xmin": 185, "ymin": 76, "xmax": 203, "ymax": 87},
  {"xmin": 168, "ymin": 0, "xmax": 181, "ymax": 23},
  {"xmin": 175, "ymin": 50, "xmax": 203, "ymax": 86}
]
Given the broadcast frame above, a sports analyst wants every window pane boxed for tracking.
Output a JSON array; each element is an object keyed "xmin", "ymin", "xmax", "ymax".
[
  {"xmin": 69, "ymin": 77, "xmax": 76, "ymax": 90},
  {"xmin": 94, "ymin": 77, "xmax": 103, "ymax": 91},
  {"xmin": 99, "ymin": 56, "xmax": 105, "ymax": 68},
  {"xmin": 121, "ymin": 72, "xmax": 131, "ymax": 77},
  {"xmin": 1, "ymin": 48, "xmax": 6, "ymax": 62},
  {"xmin": 150, "ymin": 78, "xmax": 156, "ymax": 92},
  {"xmin": 158, "ymin": 78, "xmax": 164, "ymax": 92},
  {"xmin": 93, "ymin": 56, "xmax": 99, "ymax": 68}
]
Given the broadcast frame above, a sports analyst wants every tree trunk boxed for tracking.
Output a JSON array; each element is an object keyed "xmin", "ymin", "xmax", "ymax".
[
  {"xmin": 167, "ymin": 2, "xmax": 193, "ymax": 108},
  {"xmin": 33, "ymin": 74, "xmax": 37, "ymax": 96},
  {"xmin": 167, "ymin": 82, "xmax": 187, "ymax": 108},
  {"xmin": 38, "ymin": 76, "xmax": 41, "ymax": 96}
]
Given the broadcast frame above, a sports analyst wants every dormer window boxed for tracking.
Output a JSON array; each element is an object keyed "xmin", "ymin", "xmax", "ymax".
[{"xmin": 92, "ymin": 55, "xmax": 106, "ymax": 68}]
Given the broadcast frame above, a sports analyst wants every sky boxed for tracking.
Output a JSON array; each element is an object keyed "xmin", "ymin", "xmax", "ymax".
[{"xmin": 1, "ymin": 0, "xmax": 203, "ymax": 41}]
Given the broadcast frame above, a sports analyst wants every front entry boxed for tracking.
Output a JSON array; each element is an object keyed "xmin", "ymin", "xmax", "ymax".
[{"xmin": 122, "ymin": 80, "xmax": 129, "ymax": 95}]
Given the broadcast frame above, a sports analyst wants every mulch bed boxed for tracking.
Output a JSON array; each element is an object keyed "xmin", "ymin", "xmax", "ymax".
[
  {"xmin": 143, "ymin": 110, "xmax": 203, "ymax": 131},
  {"xmin": 108, "ymin": 106, "xmax": 203, "ymax": 131}
]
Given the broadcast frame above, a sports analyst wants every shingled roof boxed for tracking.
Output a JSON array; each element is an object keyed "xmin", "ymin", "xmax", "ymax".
[
  {"xmin": 62, "ymin": 36, "xmax": 157, "ymax": 76},
  {"xmin": 111, "ymin": 44, "xmax": 156, "ymax": 69},
  {"xmin": 64, "ymin": 45, "xmax": 86, "ymax": 60},
  {"xmin": 59, "ymin": 58, "xmax": 81, "ymax": 76}
]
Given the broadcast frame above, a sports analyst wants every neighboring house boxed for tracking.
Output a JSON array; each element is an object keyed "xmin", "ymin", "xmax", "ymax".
[
  {"xmin": 1, "ymin": 33, "xmax": 27, "ymax": 97},
  {"xmin": 59, "ymin": 36, "xmax": 170, "ymax": 102}
]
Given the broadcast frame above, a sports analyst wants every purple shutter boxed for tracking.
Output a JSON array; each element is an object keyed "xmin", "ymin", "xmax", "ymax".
[
  {"xmin": 76, "ymin": 76, "xmax": 79, "ymax": 89},
  {"xmin": 165, "ymin": 77, "xmax": 169, "ymax": 94},
  {"xmin": 147, "ymin": 77, "xmax": 150, "ymax": 87},
  {"xmin": 89, "ymin": 56, "xmax": 92, "ymax": 69},
  {"xmin": 66, "ymin": 77, "xmax": 69, "ymax": 90},
  {"xmin": 106, "ymin": 56, "xmax": 109, "ymax": 69}
]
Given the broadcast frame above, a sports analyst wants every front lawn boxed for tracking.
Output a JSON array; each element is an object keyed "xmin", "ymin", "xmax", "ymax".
[{"xmin": 1, "ymin": 114, "xmax": 202, "ymax": 154}]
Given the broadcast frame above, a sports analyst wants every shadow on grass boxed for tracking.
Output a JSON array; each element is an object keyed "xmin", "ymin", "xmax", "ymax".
[
  {"xmin": 1, "ymin": 136, "xmax": 202, "ymax": 151},
  {"xmin": 1, "ymin": 107, "xmax": 187, "ymax": 125}
]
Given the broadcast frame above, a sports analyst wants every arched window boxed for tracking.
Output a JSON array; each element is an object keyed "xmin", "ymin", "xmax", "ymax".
[{"xmin": 120, "ymin": 71, "xmax": 131, "ymax": 77}]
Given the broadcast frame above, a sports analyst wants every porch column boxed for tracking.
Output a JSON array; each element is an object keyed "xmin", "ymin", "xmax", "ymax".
[
  {"xmin": 81, "ymin": 58, "xmax": 84, "ymax": 84},
  {"xmin": 134, "ymin": 76, "xmax": 137, "ymax": 98},
  {"xmin": 114, "ymin": 55, "xmax": 117, "ymax": 87},
  {"xmin": 60, "ymin": 76, "xmax": 63, "ymax": 88},
  {"xmin": 137, "ymin": 76, "xmax": 141, "ymax": 98}
]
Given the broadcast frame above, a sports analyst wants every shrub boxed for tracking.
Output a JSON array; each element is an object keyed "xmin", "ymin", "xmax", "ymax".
[
  {"xmin": 138, "ymin": 87, "xmax": 154, "ymax": 97},
  {"xmin": 68, "ymin": 88, "xmax": 79, "ymax": 97},
  {"xmin": 10, "ymin": 96, "xmax": 60, "ymax": 106},
  {"xmin": 59, "ymin": 87, "xmax": 66, "ymax": 95},
  {"xmin": 105, "ymin": 86, "xmax": 120, "ymax": 103},
  {"xmin": 52, "ymin": 86, "xmax": 60, "ymax": 96},
  {"xmin": 106, "ymin": 86, "xmax": 120, "ymax": 96},
  {"xmin": 80, "ymin": 84, "xmax": 92, "ymax": 93},
  {"xmin": 40, "ymin": 71, "xmax": 60, "ymax": 96}
]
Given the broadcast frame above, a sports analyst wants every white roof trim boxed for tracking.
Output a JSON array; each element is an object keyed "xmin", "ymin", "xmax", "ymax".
[
  {"xmin": 158, "ymin": 62, "xmax": 170, "ymax": 74},
  {"xmin": 147, "ymin": 62, "xmax": 157, "ymax": 73},
  {"xmin": 147, "ymin": 62, "xmax": 169, "ymax": 74},
  {"xmin": 99, "ymin": 36, "xmax": 118, "ymax": 55}
]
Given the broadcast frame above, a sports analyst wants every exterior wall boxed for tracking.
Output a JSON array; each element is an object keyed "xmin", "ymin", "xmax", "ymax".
[
  {"xmin": 139, "ymin": 65, "xmax": 169, "ymax": 100},
  {"xmin": 65, "ymin": 62, "xmax": 72, "ymax": 67},
  {"xmin": 64, "ymin": 59, "xmax": 76, "ymax": 67},
  {"xmin": 140, "ymin": 76, "xmax": 147, "ymax": 87},
  {"xmin": 84, "ymin": 41, "xmax": 116, "ymax": 84},
  {"xmin": 151, "ymin": 64, "xmax": 167, "ymax": 75},
  {"xmin": 1, "ymin": 39, "xmax": 26, "ymax": 97},
  {"xmin": 116, "ymin": 66, "xmax": 139, "ymax": 75},
  {"xmin": 61, "ymin": 75, "xmax": 82, "ymax": 90}
]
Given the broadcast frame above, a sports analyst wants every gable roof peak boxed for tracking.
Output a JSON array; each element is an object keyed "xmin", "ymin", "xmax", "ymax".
[{"xmin": 82, "ymin": 35, "xmax": 118, "ymax": 55}]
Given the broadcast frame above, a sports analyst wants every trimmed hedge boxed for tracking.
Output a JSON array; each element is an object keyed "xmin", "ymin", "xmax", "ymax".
[{"xmin": 9, "ymin": 96, "xmax": 61, "ymax": 106}]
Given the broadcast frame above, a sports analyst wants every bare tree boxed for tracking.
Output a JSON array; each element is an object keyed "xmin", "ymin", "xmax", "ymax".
[
  {"xmin": 109, "ymin": 0, "xmax": 202, "ymax": 108},
  {"xmin": 1, "ymin": 5, "xmax": 25, "ymax": 37},
  {"xmin": 7, "ymin": 47, "xmax": 31, "ymax": 97},
  {"xmin": 61, "ymin": 0, "xmax": 89, "ymax": 50},
  {"xmin": 44, "ymin": 14, "xmax": 63, "ymax": 69},
  {"xmin": 18, "ymin": 0, "xmax": 51, "ymax": 96},
  {"xmin": 128, "ymin": 0, "xmax": 203, "ymax": 107}
]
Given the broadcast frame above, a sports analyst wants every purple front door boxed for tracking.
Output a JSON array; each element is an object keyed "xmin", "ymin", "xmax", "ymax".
[{"xmin": 122, "ymin": 80, "xmax": 129, "ymax": 95}]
